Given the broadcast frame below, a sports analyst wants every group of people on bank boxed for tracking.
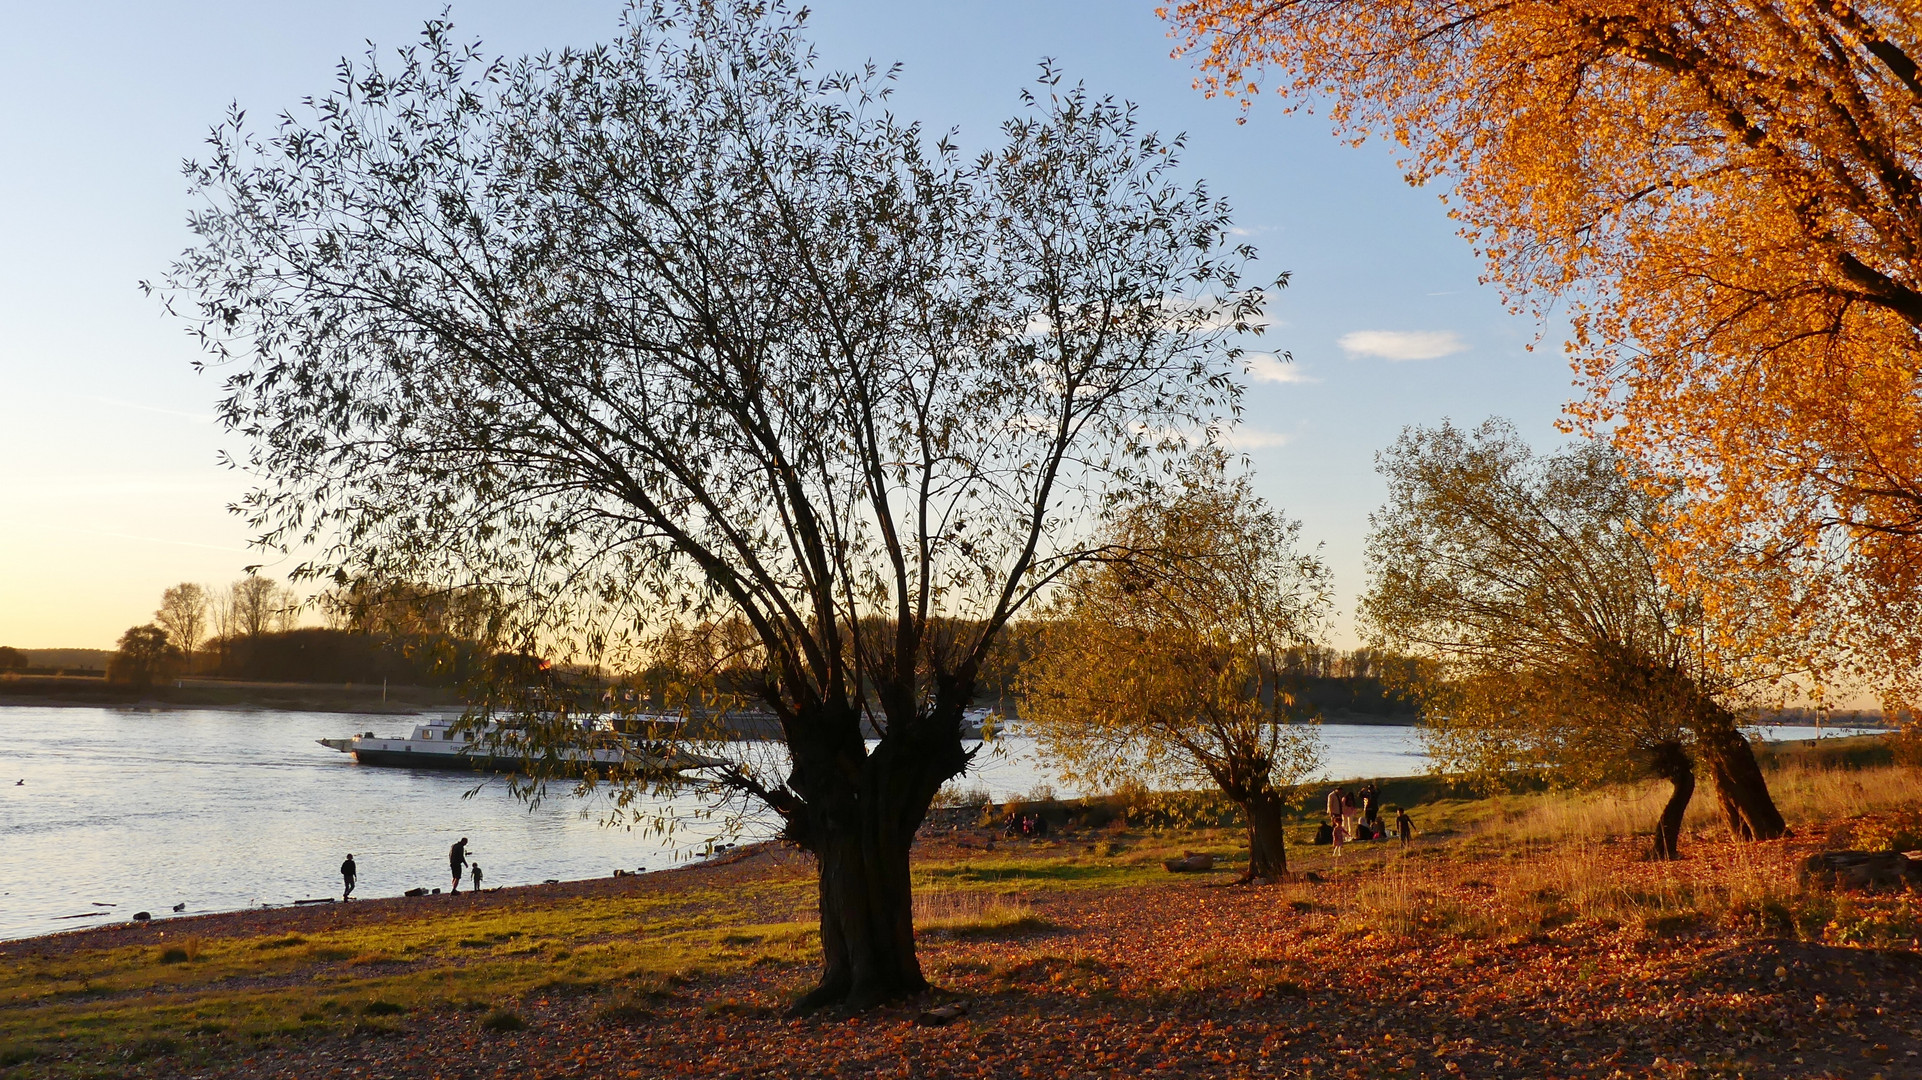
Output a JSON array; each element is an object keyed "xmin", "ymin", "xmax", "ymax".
[
  {"xmin": 336, "ymin": 837, "xmax": 483, "ymax": 900},
  {"xmin": 1317, "ymin": 781, "xmax": 1414, "ymax": 856}
]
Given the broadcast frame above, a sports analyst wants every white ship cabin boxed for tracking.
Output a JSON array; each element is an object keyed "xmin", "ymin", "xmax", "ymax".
[
  {"xmin": 351, "ymin": 716, "xmax": 486, "ymax": 753},
  {"xmin": 351, "ymin": 714, "xmax": 632, "ymax": 753}
]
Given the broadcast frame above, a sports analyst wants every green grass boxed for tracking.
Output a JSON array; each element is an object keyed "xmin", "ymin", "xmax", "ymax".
[{"xmin": 0, "ymin": 875, "xmax": 819, "ymax": 1075}]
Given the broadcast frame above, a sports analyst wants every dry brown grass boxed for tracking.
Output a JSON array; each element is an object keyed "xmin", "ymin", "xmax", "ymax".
[
  {"xmin": 913, "ymin": 891, "xmax": 1053, "ymax": 938},
  {"xmin": 1315, "ymin": 759, "xmax": 1922, "ymax": 949},
  {"xmin": 1471, "ymin": 763, "xmax": 1922, "ymax": 845}
]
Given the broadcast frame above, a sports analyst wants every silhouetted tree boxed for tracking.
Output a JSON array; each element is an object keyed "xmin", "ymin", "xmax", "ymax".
[
  {"xmin": 160, "ymin": 0, "xmax": 1267, "ymax": 1007},
  {"xmin": 155, "ymin": 583, "xmax": 210, "ymax": 664},
  {"xmin": 222, "ymin": 577, "xmax": 297, "ymax": 638},
  {"xmin": 108, "ymin": 625, "xmax": 183, "ymax": 690}
]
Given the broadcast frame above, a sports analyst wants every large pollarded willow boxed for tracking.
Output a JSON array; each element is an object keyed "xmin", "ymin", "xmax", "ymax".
[
  {"xmin": 1166, "ymin": 1, "xmax": 1922, "ymax": 711},
  {"xmin": 1362, "ymin": 420, "xmax": 1799, "ymax": 854},
  {"xmin": 161, "ymin": 1, "xmax": 1267, "ymax": 1007}
]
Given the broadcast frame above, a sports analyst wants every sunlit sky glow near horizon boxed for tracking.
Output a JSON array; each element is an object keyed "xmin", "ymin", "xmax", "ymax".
[{"xmin": 0, "ymin": 1, "xmax": 1575, "ymax": 650}]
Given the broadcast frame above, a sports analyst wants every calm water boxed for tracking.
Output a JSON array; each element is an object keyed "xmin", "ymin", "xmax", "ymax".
[{"xmin": 0, "ymin": 706, "xmax": 1878, "ymax": 941}]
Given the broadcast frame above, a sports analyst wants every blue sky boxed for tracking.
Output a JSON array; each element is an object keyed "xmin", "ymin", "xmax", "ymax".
[{"xmin": 0, "ymin": 1, "xmax": 1575, "ymax": 649}]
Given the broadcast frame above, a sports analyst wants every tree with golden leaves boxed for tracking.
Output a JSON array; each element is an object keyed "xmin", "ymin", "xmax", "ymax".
[
  {"xmin": 1165, "ymin": 0, "xmax": 1922, "ymax": 713},
  {"xmin": 1363, "ymin": 420, "xmax": 1810, "ymax": 850},
  {"xmin": 1020, "ymin": 454, "xmax": 1329, "ymax": 881}
]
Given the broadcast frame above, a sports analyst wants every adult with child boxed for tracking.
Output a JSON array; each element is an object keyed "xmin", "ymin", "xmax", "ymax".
[{"xmin": 449, "ymin": 837, "xmax": 470, "ymax": 894}]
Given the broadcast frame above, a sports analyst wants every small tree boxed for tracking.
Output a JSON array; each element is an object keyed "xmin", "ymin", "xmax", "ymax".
[
  {"xmin": 108, "ymin": 625, "xmax": 184, "ymax": 691},
  {"xmin": 155, "ymin": 583, "xmax": 210, "ymax": 664},
  {"xmin": 0, "ymin": 646, "xmax": 26, "ymax": 671},
  {"xmin": 1020, "ymin": 455, "xmax": 1328, "ymax": 880},
  {"xmin": 1362, "ymin": 420, "xmax": 1801, "ymax": 855}
]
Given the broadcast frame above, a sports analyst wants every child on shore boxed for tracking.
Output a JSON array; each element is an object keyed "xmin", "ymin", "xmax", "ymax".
[
  {"xmin": 470, "ymin": 863, "xmax": 483, "ymax": 893},
  {"xmin": 1396, "ymin": 808, "xmax": 1415, "ymax": 849},
  {"xmin": 1331, "ymin": 816, "xmax": 1347, "ymax": 859}
]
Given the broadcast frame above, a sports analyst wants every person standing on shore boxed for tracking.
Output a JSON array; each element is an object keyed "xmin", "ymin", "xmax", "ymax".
[
  {"xmin": 1396, "ymin": 808, "xmax": 1416, "ymax": 849},
  {"xmin": 341, "ymin": 853, "xmax": 357, "ymax": 901},
  {"xmin": 1326, "ymin": 785, "xmax": 1344, "ymax": 827},
  {"xmin": 449, "ymin": 838, "xmax": 469, "ymax": 894},
  {"xmin": 470, "ymin": 862, "xmax": 483, "ymax": 893}
]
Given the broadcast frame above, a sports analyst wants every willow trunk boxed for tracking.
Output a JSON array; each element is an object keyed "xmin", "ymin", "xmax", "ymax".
[
  {"xmin": 1694, "ymin": 720, "xmax": 1787, "ymax": 841},
  {"xmin": 785, "ymin": 700, "xmax": 967, "ymax": 1010},
  {"xmin": 1648, "ymin": 740, "xmax": 1695, "ymax": 860},
  {"xmin": 1241, "ymin": 788, "xmax": 1290, "ymax": 881}
]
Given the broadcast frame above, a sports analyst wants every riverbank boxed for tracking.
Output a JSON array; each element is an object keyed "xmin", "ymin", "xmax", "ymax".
[
  {"xmin": 2, "ymin": 738, "xmax": 1918, "ymax": 1079},
  {"xmin": 0, "ymin": 676, "xmax": 457, "ymax": 714}
]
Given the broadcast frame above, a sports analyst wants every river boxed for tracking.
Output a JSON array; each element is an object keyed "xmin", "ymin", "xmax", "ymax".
[{"xmin": 0, "ymin": 706, "xmax": 1878, "ymax": 941}]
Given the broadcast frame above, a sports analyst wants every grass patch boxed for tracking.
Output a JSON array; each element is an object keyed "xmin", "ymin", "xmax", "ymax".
[
  {"xmin": 596, "ymin": 999, "xmax": 657, "ymax": 1024},
  {"xmin": 915, "ymin": 892, "xmax": 1055, "ymax": 939},
  {"xmin": 121, "ymin": 1036, "xmax": 178, "ymax": 1062},
  {"xmin": 0, "ymin": 873, "xmax": 815, "ymax": 1071},
  {"xmin": 530, "ymin": 977, "xmax": 602, "ymax": 997},
  {"xmin": 480, "ymin": 1009, "xmax": 527, "ymax": 1033}
]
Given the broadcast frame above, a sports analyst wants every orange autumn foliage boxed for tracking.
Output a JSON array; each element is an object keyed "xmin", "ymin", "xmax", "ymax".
[{"xmin": 1163, "ymin": 2, "xmax": 1922, "ymax": 710}]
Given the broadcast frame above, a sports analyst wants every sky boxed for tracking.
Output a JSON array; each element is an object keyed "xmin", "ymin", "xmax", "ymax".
[{"xmin": 0, "ymin": 1, "xmax": 1576, "ymax": 651}]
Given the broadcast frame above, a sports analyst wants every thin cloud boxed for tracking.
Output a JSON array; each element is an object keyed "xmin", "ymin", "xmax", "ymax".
[
  {"xmin": 1245, "ymin": 353, "xmax": 1319, "ymax": 384},
  {"xmin": 84, "ymin": 395, "xmax": 217, "ymax": 424},
  {"xmin": 1338, "ymin": 330, "xmax": 1468, "ymax": 361}
]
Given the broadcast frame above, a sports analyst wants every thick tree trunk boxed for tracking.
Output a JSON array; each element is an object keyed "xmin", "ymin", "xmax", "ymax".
[
  {"xmin": 782, "ymin": 695, "xmax": 970, "ymax": 1011},
  {"xmin": 798, "ymin": 820, "xmax": 926, "ymax": 1010},
  {"xmin": 1694, "ymin": 719, "xmax": 1787, "ymax": 841},
  {"xmin": 1648, "ymin": 740, "xmax": 1694, "ymax": 860},
  {"xmin": 1241, "ymin": 788, "xmax": 1290, "ymax": 881}
]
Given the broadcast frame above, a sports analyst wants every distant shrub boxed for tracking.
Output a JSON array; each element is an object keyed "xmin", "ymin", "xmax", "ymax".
[
  {"xmin": 480, "ymin": 1010, "xmax": 527, "ymax": 1033},
  {"xmin": 360, "ymin": 1000, "xmax": 406, "ymax": 1017},
  {"xmin": 596, "ymin": 1000, "xmax": 656, "ymax": 1025},
  {"xmin": 932, "ymin": 781, "xmax": 993, "ymax": 809}
]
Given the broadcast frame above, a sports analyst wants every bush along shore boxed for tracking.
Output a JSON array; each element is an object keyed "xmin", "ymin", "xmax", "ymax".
[{"xmin": 0, "ymin": 737, "xmax": 1918, "ymax": 1079}]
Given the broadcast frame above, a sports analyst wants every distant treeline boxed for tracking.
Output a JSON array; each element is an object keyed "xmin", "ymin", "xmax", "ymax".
[
  {"xmin": 1, "ymin": 648, "xmax": 113, "ymax": 673},
  {"xmin": 11, "ymin": 579, "xmax": 1419, "ymax": 715},
  {"xmin": 201, "ymin": 627, "xmax": 490, "ymax": 686}
]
